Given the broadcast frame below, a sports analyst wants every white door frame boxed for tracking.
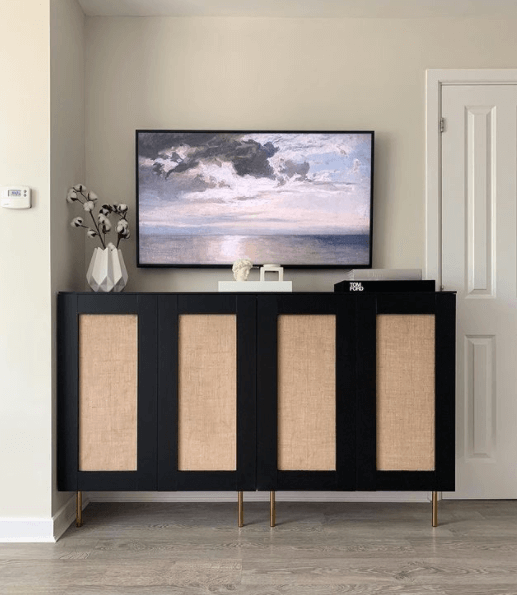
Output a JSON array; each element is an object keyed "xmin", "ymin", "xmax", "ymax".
[{"xmin": 425, "ymin": 69, "xmax": 517, "ymax": 284}]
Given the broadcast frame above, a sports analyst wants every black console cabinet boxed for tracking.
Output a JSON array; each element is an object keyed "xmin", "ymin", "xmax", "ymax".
[{"xmin": 58, "ymin": 291, "xmax": 455, "ymax": 523}]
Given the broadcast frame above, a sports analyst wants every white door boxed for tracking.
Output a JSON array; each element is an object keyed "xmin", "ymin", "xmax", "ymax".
[{"xmin": 441, "ymin": 84, "xmax": 517, "ymax": 498}]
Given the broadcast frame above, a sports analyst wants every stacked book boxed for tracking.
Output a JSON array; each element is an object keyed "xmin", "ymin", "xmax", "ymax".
[{"xmin": 334, "ymin": 269, "xmax": 435, "ymax": 293}]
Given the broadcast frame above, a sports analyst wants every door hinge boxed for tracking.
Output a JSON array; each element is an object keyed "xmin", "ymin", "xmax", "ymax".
[{"xmin": 440, "ymin": 117, "xmax": 445, "ymax": 133}]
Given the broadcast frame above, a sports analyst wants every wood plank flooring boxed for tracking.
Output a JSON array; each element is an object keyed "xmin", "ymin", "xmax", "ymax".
[{"xmin": 1, "ymin": 500, "xmax": 516, "ymax": 594}]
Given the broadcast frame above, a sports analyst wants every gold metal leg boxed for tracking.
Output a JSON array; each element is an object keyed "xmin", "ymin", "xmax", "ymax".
[
  {"xmin": 432, "ymin": 491, "xmax": 438, "ymax": 527},
  {"xmin": 270, "ymin": 491, "xmax": 276, "ymax": 527},
  {"xmin": 76, "ymin": 491, "xmax": 83, "ymax": 528},
  {"xmin": 238, "ymin": 491, "xmax": 244, "ymax": 528}
]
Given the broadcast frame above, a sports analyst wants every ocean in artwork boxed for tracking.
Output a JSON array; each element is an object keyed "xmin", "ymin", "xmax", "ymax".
[{"xmin": 139, "ymin": 233, "xmax": 369, "ymax": 266}]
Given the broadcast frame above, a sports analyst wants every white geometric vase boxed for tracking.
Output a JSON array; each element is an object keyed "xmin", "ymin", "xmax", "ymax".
[{"xmin": 86, "ymin": 243, "xmax": 128, "ymax": 292}]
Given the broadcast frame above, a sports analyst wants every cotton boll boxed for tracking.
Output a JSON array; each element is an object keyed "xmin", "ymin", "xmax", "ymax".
[
  {"xmin": 117, "ymin": 204, "xmax": 128, "ymax": 214},
  {"xmin": 88, "ymin": 192, "xmax": 98, "ymax": 200},
  {"xmin": 66, "ymin": 189, "xmax": 78, "ymax": 203},
  {"xmin": 116, "ymin": 219, "xmax": 129, "ymax": 233},
  {"xmin": 83, "ymin": 201, "xmax": 95, "ymax": 212},
  {"xmin": 100, "ymin": 204, "xmax": 113, "ymax": 215},
  {"xmin": 73, "ymin": 184, "xmax": 87, "ymax": 192},
  {"xmin": 87, "ymin": 229, "xmax": 98, "ymax": 239},
  {"xmin": 71, "ymin": 217, "xmax": 83, "ymax": 227}
]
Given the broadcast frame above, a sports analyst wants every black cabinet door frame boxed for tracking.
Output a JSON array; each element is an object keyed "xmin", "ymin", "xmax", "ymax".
[
  {"xmin": 57, "ymin": 293, "xmax": 158, "ymax": 491},
  {"xmin": 157, "ymin": 294, "xmax": 256, "ymax": 491},
  {"xmin": 256, "ymin": 294, "xmax": 356, "ymax": 491},
  {"xmin": 355, "ymin": 293, "xmax": 456, "ymax": 491}
]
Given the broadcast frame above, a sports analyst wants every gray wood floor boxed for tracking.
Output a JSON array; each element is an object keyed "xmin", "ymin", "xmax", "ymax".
[{"xmin": 1, "ymin": 500, "xmax": 517, "ymax": 594}]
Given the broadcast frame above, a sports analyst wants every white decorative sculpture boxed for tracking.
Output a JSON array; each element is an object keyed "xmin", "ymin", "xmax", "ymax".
[
  {"xmin": 86, "ymin": 243, "xmax": 128, "ymax": 292},
  {"xmin": 260, "ymin": 263, "xmax": 284, "ymax": 282},
  {"xmin": 219, "ymin": 260, "xmax": 291, "ymax": 292},
  {"xmin": 232, "ymin": 259, "xmax": 253, "ymax": 282}
]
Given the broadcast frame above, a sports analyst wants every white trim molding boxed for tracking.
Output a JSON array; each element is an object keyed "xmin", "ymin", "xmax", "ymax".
[
  {"xmin": 53, "ymin": 494, "xmax": 87, "ymax": 542},
  {"xmin": 0, "ymin": 518, "xmax": 57, "ymax": 543},
  {"xmin": 0, "ymin": 494, "xmax": 88, "ymax": 543},
  {"xmin": 425, "ymin": 69, "xmax": 517, "ymax": 287}
]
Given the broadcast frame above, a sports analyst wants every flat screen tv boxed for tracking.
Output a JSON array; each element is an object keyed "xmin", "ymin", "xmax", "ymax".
[{"xmin": 136, "ymin": 130, "xmax": 374, "ymax": 268}]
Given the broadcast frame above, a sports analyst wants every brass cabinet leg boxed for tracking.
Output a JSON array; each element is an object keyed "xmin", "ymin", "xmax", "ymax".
[
  {"xmin": 76, "ymin": 491, "xmax": 83, "ymax": 528},
  {"xmin": 270, "ymin": 491, "xmax": 276, "ymax": 527},
  {"xmin": 432, "ymin": 491, "xmax": 438, "ymax": 527},
  {"xmin": 238, "ymin": 491, "xmax": 244, "ymax": 528}
]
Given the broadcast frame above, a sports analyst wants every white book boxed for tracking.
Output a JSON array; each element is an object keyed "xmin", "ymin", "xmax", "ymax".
[{"xmin": 342, "ymin": 269, "xmax": 422, "ymax": 281}]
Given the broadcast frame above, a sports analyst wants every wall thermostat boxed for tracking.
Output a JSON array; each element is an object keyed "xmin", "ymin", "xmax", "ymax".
[{"xmin": 1, "ymin": 186, "xmax": 31, "ymax": 209}]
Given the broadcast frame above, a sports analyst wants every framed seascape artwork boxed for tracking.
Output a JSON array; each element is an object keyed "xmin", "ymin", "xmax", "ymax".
[{"xmin": 136, "ymin": 130, "xmax": 374, "ymax": 268}]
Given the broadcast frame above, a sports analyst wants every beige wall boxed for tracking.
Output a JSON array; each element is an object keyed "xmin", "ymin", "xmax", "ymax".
[
  {"xmin": 0, "ymin": 0, "xmax": 52, "ymax": 519},
  {"xmin": 50, "ymin": 0, "xmax": 85, "ymax": 517},
  {"xmin": 0, "ymin": 0, "xmax": 84, "ymax": 529},
  {"xmin": 85, "ymin": 16, "xmax": 517, "ymax": 291}
]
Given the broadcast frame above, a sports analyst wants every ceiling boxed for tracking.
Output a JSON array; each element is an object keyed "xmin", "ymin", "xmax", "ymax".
[{"xmin": 77, "ymin": 0, "xmax": 517, "ymax": 19}]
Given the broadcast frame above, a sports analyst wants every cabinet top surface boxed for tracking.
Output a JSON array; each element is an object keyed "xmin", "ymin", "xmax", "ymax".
[{"xmin": 58, "ymin": 291, "xmax": 456, "ymax": 295}]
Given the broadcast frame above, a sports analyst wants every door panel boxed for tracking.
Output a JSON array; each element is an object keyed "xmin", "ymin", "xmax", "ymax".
[
  {"xmin": 376, "ymin": 314, "xmax": 436, "ymax": 472},
  {"xmin": 277, "ymin": 314, "xmax": 336, "ymax": 472},
  {"xmin": 157, "ymin": 295, "xmax": 256, "ymax": 491},
  {"xmin": 442, "ymin": 84, "xmax": 517, "ymax": 497},
  {"xmin": 256, "ymin": 294, "xmax": 356, "ymax": 491},
  {"xmin": 177, "ymin": 314, "xmax": 237, "ymax": 471},
  {"xmin": 78, "ymin": 314, "xmax": 138, "ymax": 472},
  {"xmin": 57, "ymin": 293, "xmax": 158, "ymax": 491},
  {"xmin": 356, "ymin": 293, "xmax": 455, "ymax": 491}
]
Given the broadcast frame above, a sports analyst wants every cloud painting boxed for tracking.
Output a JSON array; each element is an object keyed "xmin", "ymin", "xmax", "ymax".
[{"xmin": 137, "ymin": 131, "xmax": 373, "ymax": 266}]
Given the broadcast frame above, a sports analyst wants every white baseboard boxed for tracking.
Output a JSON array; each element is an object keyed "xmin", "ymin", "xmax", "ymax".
[
  {"xmin": 0, "ymin": 517, "xmax": 56, "ymax": 543},
  {"xmin": 0, "ymin": 494, "xmax": 90, "ymax": 543},
  {"xmin": 87, "ymin": 491, "xmax": 432, "ymax": 503},
  {"xmin": 52, "ymin": 493, "xmax": 89, "ymax": 541}
]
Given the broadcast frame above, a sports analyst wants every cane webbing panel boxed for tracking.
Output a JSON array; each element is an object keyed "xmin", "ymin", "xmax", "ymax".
[
  {"xmin": 178, "ymin": 315, "xmax": 237, "ymax": 471},
  {"xmin": 277, "ymin": 315, "xmax": 336, "ymax": 471},
  {"xmin": 79, "ymin": 314, "xmax": 138, "ymax": 471},
  {"xmin": 376, "ymin": 314, "xmax": 436, "ymax": 471}
]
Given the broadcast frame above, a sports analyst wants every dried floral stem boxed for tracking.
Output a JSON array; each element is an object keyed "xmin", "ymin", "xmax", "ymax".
[
  {"xmin": 91, "ymin": 211, "xmax": 106, "ymax": 248},
  {"xmin": 116, "ymin": 214, "xmax": 128, "ymax": 248},
  {"xmin": 77, "ymin": 190, "xmax": 106, "ymax": 248},
  {"xmin": 68, "ymin": 186, "xmax": 130, "ymax": 251}
]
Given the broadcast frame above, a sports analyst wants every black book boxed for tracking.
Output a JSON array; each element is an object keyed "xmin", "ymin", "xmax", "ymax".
[{"xmin": 334, "ymin": 280, "xmax": 436, "ymax": 293}]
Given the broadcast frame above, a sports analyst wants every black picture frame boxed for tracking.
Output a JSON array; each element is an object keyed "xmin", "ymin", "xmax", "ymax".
[{"xmin": 136, "ymin": 130, "xmax": 374, "ymax": 269}]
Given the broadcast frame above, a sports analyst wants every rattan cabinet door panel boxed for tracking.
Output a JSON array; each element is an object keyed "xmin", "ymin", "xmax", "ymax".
[
  {"xmin": 78, "ymin": 313, "xmax": 139, "ymax": 472},
  {"xmin": 157, "ymin": 294, "xmax": 256, "ymax": 491},
  {"xmin": 356, "ymin": 293, "xmax": 456, "ymax": 492},
  {"xmin": 58, "ymin": 293, "xmax": 158, "ymax": 491},
  {"xmin": 257, "ymin": 294, "xmax": 356, "ymax": 491}
]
